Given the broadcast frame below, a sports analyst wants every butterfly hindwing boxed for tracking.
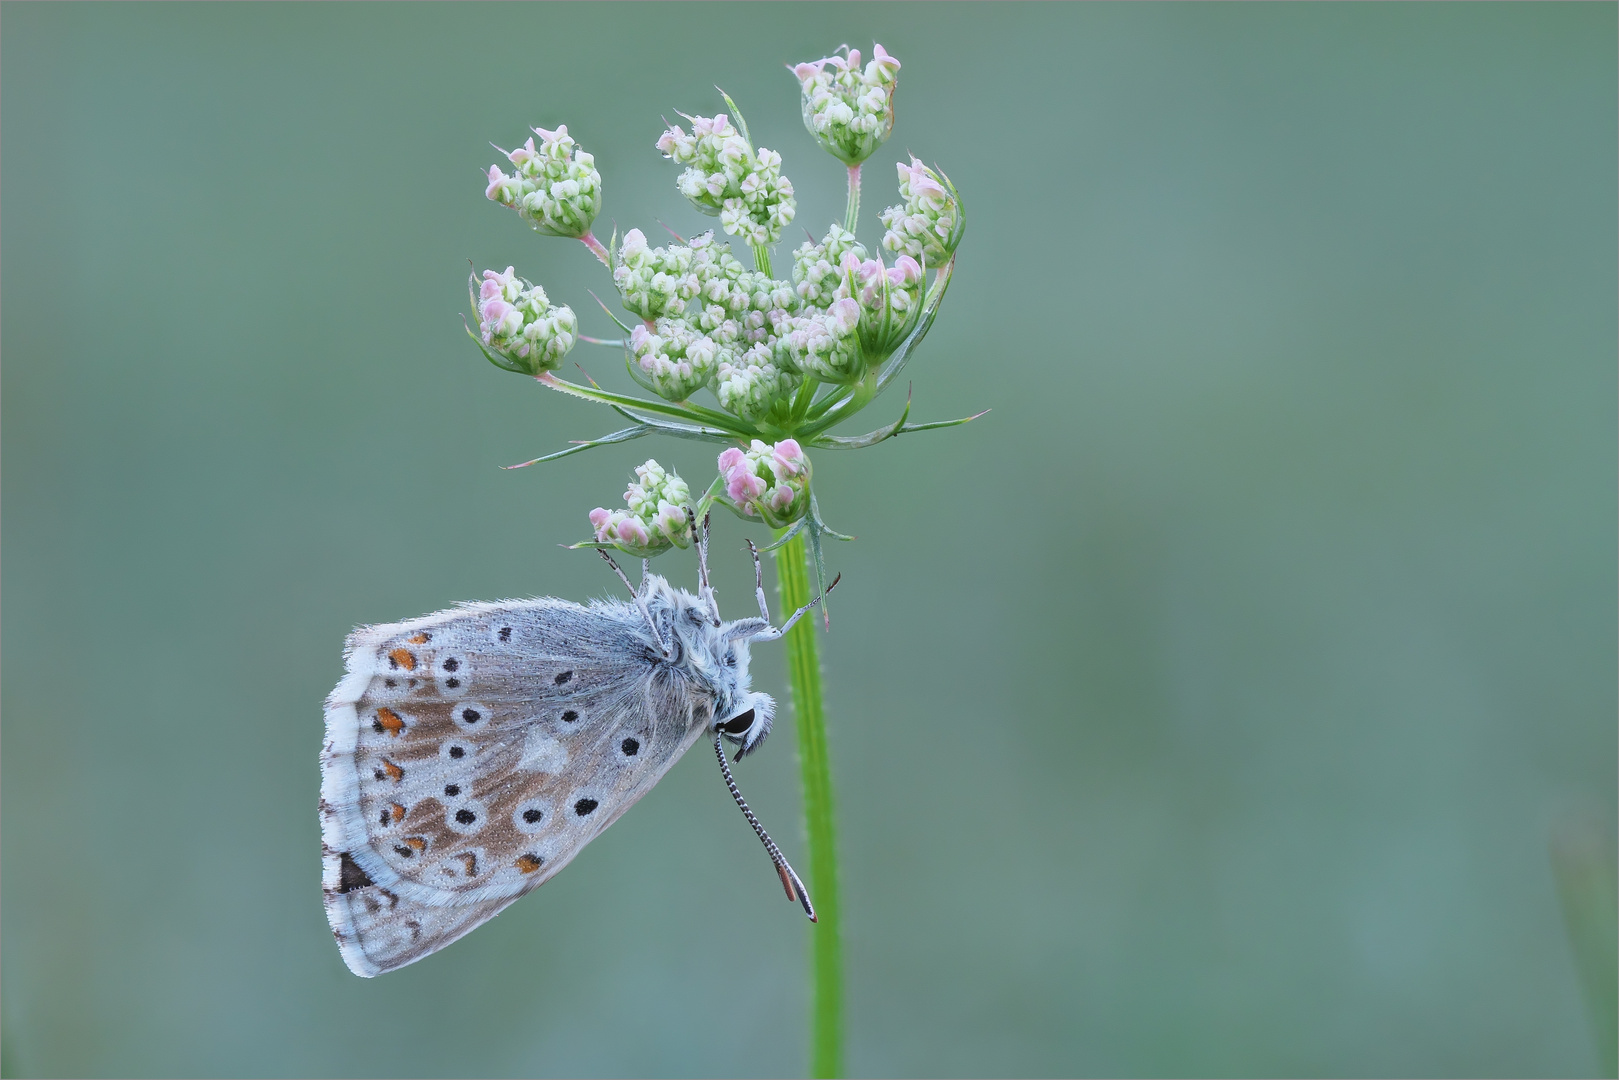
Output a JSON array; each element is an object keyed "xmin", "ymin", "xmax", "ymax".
[{"xmin": 320, "ymin": 597, "xmax": 713, "ymax": 975}]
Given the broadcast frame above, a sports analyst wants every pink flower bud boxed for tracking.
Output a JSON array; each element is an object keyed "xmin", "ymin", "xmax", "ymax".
[
  {"xmin": 485, "ymin": 165, "xmax": 509, "ymax": 201},
  {"xmin": 871, "ymin": 44, "xmax": 900, "ymax": 74},
  {"xmin": 614, "ymin": 517, "xmax": 650, "ymax": 547},
  {"xmin": 768, "ymin": 485, "xmax": 796, "ymax": 511},
  {"xmin": 847, "ymin": 48, "xmax": 861, "ymax": 70},
  {"xmin": 829, "ymin": 297, "xmax": 861, "ymax": 333},
  {"xmin": 726, "ymin": 466, "xmax": 766, "ymax": 505},
  {"xmin": 717, "ymin": 447, "xmax": 747, "ymax": 474},
  {"xmin": 772, "ymin": 439, "xmax": 805, "ymax": 476},
  {"xmin": 589, "ymin": 507, "xmax": 612, "ymax": 542},
  {"xmin": 507, "ymin": 137, "xmax": 537, "ymax": 167},
  {"xmin": 531, "ymin": 124, "xmax": 563, "ymax": 144},
  {"xmin": 793, "ymin": 61, "xmax": 824, "ymax": 82}
]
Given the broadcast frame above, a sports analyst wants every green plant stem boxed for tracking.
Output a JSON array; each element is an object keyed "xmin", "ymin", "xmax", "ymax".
[
  {"xmin": 845, "ymin": 164, "xmax": 861, "ymax": 233},
  {"xmin": 775, "ymin": 530, "xmax": 843, "ymax": 1079}
]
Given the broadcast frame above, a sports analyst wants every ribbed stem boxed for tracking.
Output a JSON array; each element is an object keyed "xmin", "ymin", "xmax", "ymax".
[
  {"xmin": 844, "ymin": 164, "xmax": 861, "ymax": 234},
  {"xmin": 775, "ymin": 531, "xmax": 843, "ymax": 1078},
  {"xmin": 752, "ymin": 242, "xmax": 774, "ymax": 277}
]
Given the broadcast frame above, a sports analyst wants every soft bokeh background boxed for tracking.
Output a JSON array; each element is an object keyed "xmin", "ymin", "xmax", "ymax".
[{"xmin": 3, "ymin": 4, "xmax": 1615, "ymax": 1077}]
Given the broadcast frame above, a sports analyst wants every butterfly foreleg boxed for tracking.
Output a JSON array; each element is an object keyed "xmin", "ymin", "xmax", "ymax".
[
  {"xmin": 685, "ymin": 507, "xmax": 721, "ymax": 626},
  {"xmin": 745, "ymin": 539, "xmax": 772, "ymax": 623},
  {"xmin": 598, "ymin": 549, "xmax": 670, "ymax": 656},
  {"xmin": 746, "ymin": 572, "xmax": 842, "ymax": 643}
]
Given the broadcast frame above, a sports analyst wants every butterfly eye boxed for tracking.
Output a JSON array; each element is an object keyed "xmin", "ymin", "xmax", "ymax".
[{"xmin": 718, "ymin": 709, "xmax": 755, "ymax": 736}]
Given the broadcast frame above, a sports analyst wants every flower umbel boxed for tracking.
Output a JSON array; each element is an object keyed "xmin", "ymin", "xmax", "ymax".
[
  {"xmin": 880, "ymin": 156, "xmax": 964, "ymax": 267},
  {"xmin": 791, "ymin": 44, "xmax": 900, "ymax": 167},
  {"xmin": 486, "ymin": 125, "xmax": 602, "ymax": 239},
  {"xmin": 588, "ymin": 459, "xmax": 695, "ymax": 557},
  {"xmin": 474, "ymin": 266, "xmax": 578, "ymax": 375},
  {"xmin": 657, "ymin": 113, "xmax": 797, "ymax": 247},
  {"xmin": 717, "ymin": 440, "xmax": 811, "ymax": 528}
]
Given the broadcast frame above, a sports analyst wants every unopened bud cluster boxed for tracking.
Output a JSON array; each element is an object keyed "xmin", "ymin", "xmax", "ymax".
[
  {"xmin": 880, "ymin": 157, "xmax": 963, "ymax": 268},
  {"xmin": 589, "ymin": 459, "xmax": 695, "ymax": 557},
  {"xmin": 486, "ymin": 125, "xmax": 601, "ymax": 239},
  {"xmin": 792, "ymin": 45, "xmax": 900, "ymax": 166},
  {"xmin": 718, "ymin": 439, "xmax": 810, "ymax": 528},
  {"xmin": 657, "ymin": 115, "xmax": 796, "ymax": 246},
  {"xmin": 471, "ymin": 47, "xmax": 971, "ymax": 563},
  {"xmin": 612, "ymin": 217, "xmax": 930, "ymax": 406},
  {"xmin": 475, "ymin": 267, "xmax": 578, "ymax": 374}
]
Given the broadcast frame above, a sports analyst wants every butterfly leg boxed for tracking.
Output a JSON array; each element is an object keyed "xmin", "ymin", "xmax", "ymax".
[
  {"xmin": 598, "ymin": 549, "xmax": 669, "ymax": 656},
  {"xmin": 686, "ymin": 508, "xmax": 721, "ymax": 626},
  {"xmin": 745, "ymin": 539, "xmax": 772, "ymax": 623},
  {"xmin": 712, "ymin": 730, "xmax": 816, "ymax": 922},
  {"xmin": 749, "ymin": 573, "xmax": 842, "ymax": 642}
]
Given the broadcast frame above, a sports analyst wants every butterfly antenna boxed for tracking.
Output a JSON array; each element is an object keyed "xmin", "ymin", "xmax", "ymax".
[
  {"xmin": 750, "ymin": 573, "xmax": 842, "ymax": 642},
  {"xmin": 598, "ymin": 549, "xmax": 669, "ymax": 657},
  {"xmin": 713, "ymin": 730, "xmax": 816, "ymax": 921}
]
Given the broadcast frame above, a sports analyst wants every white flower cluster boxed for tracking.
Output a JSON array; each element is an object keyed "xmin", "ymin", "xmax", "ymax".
[
  {"xmin": 589, "ymin": 459, "xmax": 694, "ymax": 556},
  {"xmin": 485, "ymin": 125, "xmax": 601, "ymax": 239},
  {"xmin": 656, "ymin": 114, "xmax": 796, "ymax": 246},
  {"xmin": 718, "ymin": 439, "xmax": 811, "ymax": 527},
  {"xmin": 613, "ymin": 229, "xmax": 698, "ymax": 321},
  {"xmin": 476, "ymin": 266, "xmax": 578, "ymax": 374},
  {"xmin": 791, "ymin": 45, "xmax": 900, "ymax": 166},
  {"xmin": 629, "ymin": 318, "xmax": 718, "ymax": 402},
  {"xmin": 880, "ymin": 157, "xmax": 963, "ymax": 268}
]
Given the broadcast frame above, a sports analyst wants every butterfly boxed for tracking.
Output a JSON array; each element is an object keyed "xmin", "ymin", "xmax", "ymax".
[{"xmin": 319, "ymin": 517, "xmax": 832, "ymax": 976}]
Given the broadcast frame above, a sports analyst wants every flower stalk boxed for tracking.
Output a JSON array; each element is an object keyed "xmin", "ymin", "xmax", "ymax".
[{"xmin": 776, "ymin": 530, "xmax": 843, "ymax": 1079}]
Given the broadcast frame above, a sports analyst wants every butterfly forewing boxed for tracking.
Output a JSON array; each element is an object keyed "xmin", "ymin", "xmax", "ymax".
[{"xmin": 321, "ymin": 597, "xmax": 712, "ymax": 975}]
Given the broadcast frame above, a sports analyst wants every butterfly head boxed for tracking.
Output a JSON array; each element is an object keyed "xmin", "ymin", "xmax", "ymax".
[{"xmin": 717, "ymin": 692, "xmax": 775, "ymax": 760}]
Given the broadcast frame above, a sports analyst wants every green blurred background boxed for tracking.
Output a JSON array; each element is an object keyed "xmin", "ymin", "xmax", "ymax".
[{"xmin": 3, "ymin": 3, "xmax": 1614, "ymax": 1076}]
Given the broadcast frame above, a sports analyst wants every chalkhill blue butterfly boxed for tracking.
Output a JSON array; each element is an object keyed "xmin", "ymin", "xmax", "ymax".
[{"xmin": 319, "ymin": 515, "xmax": 830, "ymax": 976}]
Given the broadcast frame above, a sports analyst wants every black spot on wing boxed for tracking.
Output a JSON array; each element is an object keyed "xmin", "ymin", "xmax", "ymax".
[{"xmin": 338, "ymin": 853, "xmax": 373, "ymax": 893}]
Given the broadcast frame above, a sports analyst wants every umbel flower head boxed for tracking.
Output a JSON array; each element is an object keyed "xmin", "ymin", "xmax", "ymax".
[
  {"xmin": 474, "ymin": 267, "xmax": 578, "ymax": 374},
  {"xmin": 589, "ymin": 459, "xmax": 695, "ymax": 557},
  {"xmin": 657, "ymin": 113, "xmax": 796, "ymax": 246},
  {"xmin": 791, "ymin": 44, "xmax": 900, "ymax": 166},
  {"xmin": 718, "ymin": 439, "xmax": 811, "ymax": 528},
  {"xmin": 849, "ymin": 252, "xmax": 924, "ymax": 363},
  {"xmin": 880, "ymin": 156, "xmax": 964, "ymax": 267},
  {"xmin": 613, "ymin": 228, "xmax": 698, "ymax": 321},
  {"xmin": 486, "ymin": 125, "xmax": 602, "ymax": 239}
]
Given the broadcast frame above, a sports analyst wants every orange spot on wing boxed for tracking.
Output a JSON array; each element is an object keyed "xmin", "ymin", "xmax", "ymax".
[
  {"xmin": 460, "ymin": 852, "xmax": 478, "ymax": 876},
  {"xmin": 376, "ymin": 708, "xmax": 404, "ymax": 736},
  {"xmin": 388, "ymin": 803, "xmax": 405, "ymax": 823},
  {"xmin": 404, "ymin": 836, "xmax": 426, "ymax": 852},
  {"xmin": 515, "ymin": 854, "xmax": 543, "ymax": 874},
  {"xmin": 388, "ymin": 648, "xmax": 417, "ymax": 671},
  {"xmin": 381, "ymin": 759, "xmax": 404, "ymax": 782},
  {"xmin": 408, "ymin": 633, "xmax": 430, "ymax": 644}
]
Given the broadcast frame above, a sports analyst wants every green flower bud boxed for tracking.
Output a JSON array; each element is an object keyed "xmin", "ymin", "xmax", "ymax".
[
  {"xmin": 791, "ymin": 45, "xmax": 900, "ymax": 166},
  {"xmin": 485, "ymin": 125, "xmax": 601, "ymax": 239},
  {"xmin": 474, "ymin": 266, "xmax": 577, "ymax": 375},
  {"xmin": 879, "ymin": 157, "xmax": 965, "ymax": 266},
  {"xmin": 588, "ymin": 459, "xmax": 695, "ymax": 558}
]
